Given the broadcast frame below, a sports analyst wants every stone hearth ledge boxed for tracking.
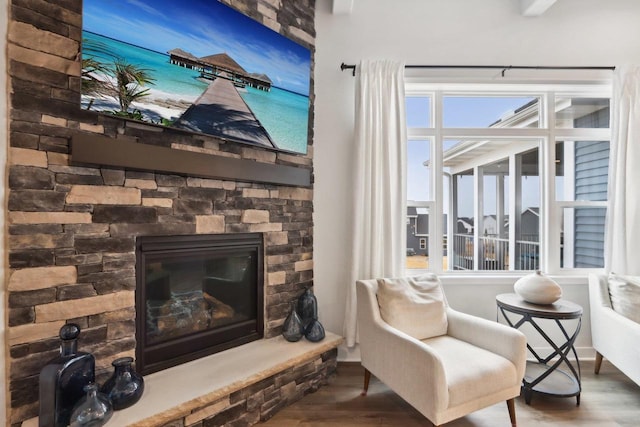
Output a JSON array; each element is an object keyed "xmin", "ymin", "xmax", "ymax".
[
  {"xmin": 111, "ymin": 332, "xmax": 342, "ymax": 426},
  {"xmin": 22, "ymin": 332, "xmax": 341, "ymax": 427}
]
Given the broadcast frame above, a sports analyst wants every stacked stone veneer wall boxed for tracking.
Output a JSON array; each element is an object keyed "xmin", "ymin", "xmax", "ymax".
[
  {"xmin": 4, "ymin": 0, "xmax": 316, "ymax": 425},
  {"xmin": 166, "ymin": 349, "xmax": 336, "ymax": 427}
]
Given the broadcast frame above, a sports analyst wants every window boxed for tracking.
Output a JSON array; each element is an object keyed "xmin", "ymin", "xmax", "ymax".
[{"xmin": 405, "ymin": 85, "xmax": 611, "ymax": 274}]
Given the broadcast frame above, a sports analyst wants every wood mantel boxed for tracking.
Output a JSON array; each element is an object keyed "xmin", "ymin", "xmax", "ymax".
[{"xmin": 71, "ymin": 134, "xmax": 312, "ymax": 187}]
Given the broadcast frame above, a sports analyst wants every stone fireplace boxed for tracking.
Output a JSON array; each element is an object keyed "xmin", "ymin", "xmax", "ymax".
[
  {"xmin": 4, "ymin": 1, "xmax": 337, "ymax": 426},
  {"xmin": 135, "ymin": 233, "xmax": 264, "ymax": 375}
]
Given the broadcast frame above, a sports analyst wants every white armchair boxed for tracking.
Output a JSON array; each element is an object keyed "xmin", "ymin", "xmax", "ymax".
[
  {"xmin": 356, "ymin": 277, "xmax": 527, "ymax": 427},
  {"xmin": 588, "ymin": 273, "xmax": 640, "ymax": 385}
]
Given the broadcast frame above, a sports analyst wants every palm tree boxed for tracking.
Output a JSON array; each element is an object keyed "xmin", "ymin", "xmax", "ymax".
[
  {"xmin": 81, "ymin": 38, "xmax": 113, "ymax": 110},
  {"xmin": 111, "ymin": 59, "xmax": 155, "ymax": 113}
]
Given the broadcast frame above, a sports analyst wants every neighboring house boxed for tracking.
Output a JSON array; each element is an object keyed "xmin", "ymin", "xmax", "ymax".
[
  {"xmin": 406, "ymin": 209, "xmax": 448, "ymax": 256},
  {"xmin": 457, "ymin": 217, "xmax": 474, "ymax": 234},
  {"xmin": 406, "ymin": 207, "xmax": 429, "ymax": 256},
  {"xmin": 482, "ymin": 215, "xmax": 497, "ymax": 235},
  {"xmin": 521, "ymin": 208, "xmax": 540, "ymax": 240}
]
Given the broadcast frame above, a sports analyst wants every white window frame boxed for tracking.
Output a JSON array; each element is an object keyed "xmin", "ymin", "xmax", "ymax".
[{"xmin": 405, "ymin": 82, "xmax": 611, "ymax": 277}]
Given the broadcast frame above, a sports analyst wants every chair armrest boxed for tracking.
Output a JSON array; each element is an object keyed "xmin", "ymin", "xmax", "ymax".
[
  {"xmin": 589, "ymin": 275, "xmax": 640, "ymax": 384},
  {"xmin": 446, "ymin": 308, "xmax": 527, "ymax": 381},
  {"xmin": 588, "ymin": 273, "xmax": 612, "ymax": 310},
  {"xmin": 589, "ymin": 272, "xmax": 640, "ymax": 346},
  {"xmin": 356, "ymin": 280, "xmax": 449, "ymax": 414}
]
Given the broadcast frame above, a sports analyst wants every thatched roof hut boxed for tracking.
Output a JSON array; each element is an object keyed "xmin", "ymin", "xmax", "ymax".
[
  {"xmin": 249, "ymin": 73, "xmax": 272, "ymax": 84},
  {"xmin": 167, "ymin": 48, "xmax": 199, "ymax": 62},
  {"xmin": 199, "ymin": 53, "xmax": 247, "ymax": 75},
  {"xmin": 167, "ymin": 49, "xmax": 273, "ymax": 91}
]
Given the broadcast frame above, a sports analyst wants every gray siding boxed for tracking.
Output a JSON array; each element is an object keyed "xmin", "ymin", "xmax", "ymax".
[
  {"xmin": 575, "ymin": 141, "xmax": 609, "ymax": 202},
  {"xmin": 572, "ymin": 107, "xmax": 609, "ymax": 268},
  {"xmin": 574, "ymin": 207, "xmax": 607, "ymax": 268}
]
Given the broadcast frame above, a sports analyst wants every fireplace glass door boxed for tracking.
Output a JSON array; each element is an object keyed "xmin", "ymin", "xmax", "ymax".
[{"xmin": 136, "ymin": 233, "xmax": 264, "ymax": 375}]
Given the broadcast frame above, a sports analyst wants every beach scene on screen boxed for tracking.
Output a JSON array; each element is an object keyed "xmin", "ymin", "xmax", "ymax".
[{"xmin": 81, "ymin": 0, "xmax": 311, "ymax": 154}]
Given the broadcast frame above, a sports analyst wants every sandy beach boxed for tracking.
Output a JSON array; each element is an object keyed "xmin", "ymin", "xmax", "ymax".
[{"xmin": 81, "ymin": 86, "xmax": 195, "ymax": 124}]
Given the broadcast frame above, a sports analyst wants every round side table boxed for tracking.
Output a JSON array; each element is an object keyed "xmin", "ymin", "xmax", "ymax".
[{"xmin": 496, "ymin": 293, "xmax": 583, "ymax": 405}]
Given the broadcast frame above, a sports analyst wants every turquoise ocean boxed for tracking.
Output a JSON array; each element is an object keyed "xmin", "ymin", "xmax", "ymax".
[{"xmin": 82, "ymin": 31, "xmax": 309, "ymax": 154}]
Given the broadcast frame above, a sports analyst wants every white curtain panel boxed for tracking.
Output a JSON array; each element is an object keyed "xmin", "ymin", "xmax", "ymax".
[
  {"xmin": 605, "ymin": 66, "xmax": 640, "ymax": 275},
  {"xmin": 344, "ymin": 60, "xmax": 407, "ymax": 347}
]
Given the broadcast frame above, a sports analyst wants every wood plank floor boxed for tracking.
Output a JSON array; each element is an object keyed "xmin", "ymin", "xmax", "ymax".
[{"xmin": 262, "ymin": 360, "xmax": 640, "ymax": 426}]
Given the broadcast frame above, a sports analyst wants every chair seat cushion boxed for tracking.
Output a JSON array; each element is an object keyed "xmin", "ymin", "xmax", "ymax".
[
  {"xmin": 421, "ymin": 335, "xmax": 518, "ymax": 408},
  {"xmin": 376, "ymin": 274, "xmax": 448, "ymax": 340}
]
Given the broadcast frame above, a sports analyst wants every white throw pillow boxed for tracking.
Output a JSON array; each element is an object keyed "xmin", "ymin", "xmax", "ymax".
[
  {"xmin": 376, "ymin": 274, "xmax": 448, "ymax": 340},
  {"xmin": 608, "ymin": 273, "xmax": 640, "ymax": 324}
]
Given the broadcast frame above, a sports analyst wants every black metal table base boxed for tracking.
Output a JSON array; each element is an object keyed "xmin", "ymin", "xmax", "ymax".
[{"xmin": 496, "ymin": 294, "xmax": 582, "ymax": 406}]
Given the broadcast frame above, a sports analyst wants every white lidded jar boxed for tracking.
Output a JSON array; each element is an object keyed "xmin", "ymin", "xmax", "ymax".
[{"xmin": 514, "ymin": 270, "xmax": 562, "ymax": 305}]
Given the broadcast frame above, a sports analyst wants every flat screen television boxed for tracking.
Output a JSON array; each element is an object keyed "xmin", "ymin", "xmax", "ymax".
[{"xmin": 81, "ymin": 0, "xmax": 312, "ymax": 154}]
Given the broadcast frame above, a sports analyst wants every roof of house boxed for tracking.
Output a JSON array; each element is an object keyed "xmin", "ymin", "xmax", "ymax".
[
  {"xmin": 416, "ymin": 214, "xmax": 428, "ymax": 234},
  {"xmin": 249, "ymin": 72, "xmax": 272, "ymax": 84},
  {"xmin": 167, "ymin": 48, "xmax": 199, "ymax": 61},
  {"xmin": 199, "ymin": 53, "xmax": 247, "ymax": 74}
]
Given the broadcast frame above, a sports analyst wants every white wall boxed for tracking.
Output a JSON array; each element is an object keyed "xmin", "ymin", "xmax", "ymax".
[{"xmin": 313, "ymin": 0, "xmax": 640, "ymax": 360}]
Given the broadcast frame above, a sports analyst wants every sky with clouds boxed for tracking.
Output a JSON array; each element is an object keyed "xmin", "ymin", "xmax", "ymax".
[{"xmin": 83, "ymin": 0, "xmax": 311, "ymax": 95}]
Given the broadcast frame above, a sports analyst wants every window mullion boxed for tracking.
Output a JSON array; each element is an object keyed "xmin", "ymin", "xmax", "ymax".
[
  {"xmin": 474, "ymin": 165, "xmax": 483, "ymax": 270},
  {"xmin": 432, "ymin": 91, "xmax": 444, "ymax": 274},
  {"xmin": 545, "ymin": 92, "xmax": 559, "ymax": 273},
  {"xmin": 509, "ymin": 153, "xmax": 519, "ymax": 271}
]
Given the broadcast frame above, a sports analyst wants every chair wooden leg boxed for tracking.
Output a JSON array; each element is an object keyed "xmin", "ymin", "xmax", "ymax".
[
  {"xmin": 595, "ymin": 351, "xmax": 603, "ymax": 374},
  {"xmin": 506, "ymin": 398, "xmax": 517, "ymax": 427},
  {"xmin": 361, "ymin": 367, "xmax": 371, "ymax": 396}
]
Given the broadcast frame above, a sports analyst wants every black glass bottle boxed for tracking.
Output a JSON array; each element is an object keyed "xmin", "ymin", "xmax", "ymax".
[
  {"xmin": 69, "ymin": 383, "xmax": 113, "ymax": 426},
  {"xmin": 39, "ymin": 324, "xmax": 96, "ymax": 427}
]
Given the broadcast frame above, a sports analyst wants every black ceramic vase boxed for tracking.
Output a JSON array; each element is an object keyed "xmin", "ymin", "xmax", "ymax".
[
  {"xmin": 297, "ymin": 288, "xmax": 318, "ymax": 329},
  {"xmin": 296, "ymin": 288, "xmax": 325, "ymax": 342},
  {"xmin": 282, "ymin": 302, "xmax": 304, "ymax": 342},
  {"xmin": 304, "ymin": 318, "xmax": 326, "ymax": 342},
  {"xmin": 100, "ymin": 357, "xmax": 145, "ymax": 410}
]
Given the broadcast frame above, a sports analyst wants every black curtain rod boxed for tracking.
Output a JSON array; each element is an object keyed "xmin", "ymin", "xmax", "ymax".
[{"xmin": 339, "ymin": 62, "xmax": 616, "ymax": 77}]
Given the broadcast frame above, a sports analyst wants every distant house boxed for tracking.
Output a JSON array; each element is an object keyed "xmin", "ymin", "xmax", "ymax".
[
  {"xmin": 406, "ymin": 207, "xmax": 429, "ymax": 256},
  {"xmin": 247, "ymin": 73, "xmax": 273, "ymax": 92},
  {"xmin": 483, "ymin": 215, "xmax": 497, "ymax": 235},
  {"xmin": 457, "ymin": 217, "xmax": 474, "ymax": 234},
  {"xmin": 406, "ymin": 208, "xmax": 448, "ymax": 256},
  {"xmin": 167, "ymin": 48, "xmax": 203, "ymax": 70},
  {"xmin": 521, "ymin": 208, "xmax": 539, "ymax": 241},
  {"xmin": 167, "ymin": 49, "xmax": 272, "ymax": 91}
]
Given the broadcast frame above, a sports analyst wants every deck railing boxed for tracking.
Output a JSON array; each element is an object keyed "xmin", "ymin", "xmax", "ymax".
[
  {"xmin": 479, "ymin": 235, "xmax": 509, "ymax": 270},
  {"xmin": 452, "ymin": 233, "xmax": 540, "ymax": 271},
  {"xmin": 516, "ymin": 238, "xmax": 540, "ymax": 270}
]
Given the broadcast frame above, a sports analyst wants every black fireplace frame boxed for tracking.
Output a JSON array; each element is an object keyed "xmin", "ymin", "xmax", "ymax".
[{"xmin": 135, "ymin": 233, "xmax": 264, "ymax": 375}]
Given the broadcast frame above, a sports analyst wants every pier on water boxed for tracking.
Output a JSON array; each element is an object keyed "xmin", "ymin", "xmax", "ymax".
[{"xmin": 173, "ymin": 78, "xmax": 274, "ymax": 148}]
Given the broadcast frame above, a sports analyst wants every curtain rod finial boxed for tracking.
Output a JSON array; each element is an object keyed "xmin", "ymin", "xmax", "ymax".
[{"xmin": 341, "ymin": 62, "xmax": 356, "ymax": 76}]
